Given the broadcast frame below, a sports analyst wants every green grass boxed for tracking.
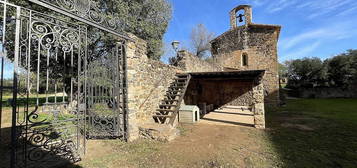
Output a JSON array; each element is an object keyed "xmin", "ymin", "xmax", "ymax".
[
  {"xmin": 89, "ymin": 103, "xmax": 114, "ymax": 116},
  {"xmin": 279, "ymin": 99, "xmax": 357, "ymax": 123},
  {"xmin": 1, "ymin": 94, "xmax": 68, "ymax": 107},
  {"xmin": 267, "ymin": 98, "xmax": 357, "ymax": 168}
]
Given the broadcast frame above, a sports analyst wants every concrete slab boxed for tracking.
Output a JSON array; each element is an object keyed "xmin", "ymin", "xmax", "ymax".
[{"xmin": 199, "ymin": 107, "xmax": 254, "ymax": 127}]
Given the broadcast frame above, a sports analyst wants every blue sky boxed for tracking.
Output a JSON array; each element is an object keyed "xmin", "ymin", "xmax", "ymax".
[
  {"xmin": 3, "ymin": 0, "xmax": 357, "ymax": 78},
  {"xmin": 162, "ymin": 0, "xmax": 357, "ymax": 63}
]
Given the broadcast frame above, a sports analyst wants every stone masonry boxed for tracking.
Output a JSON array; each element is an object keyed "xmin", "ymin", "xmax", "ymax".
[
  {"xmin": 125, "ymin": 34, "xmax": 266, "ymax": 140},
  {"xmin": 252, "ymin": 80, "xmax": 265, "ymax": 129},
  {"xmin": 211, "ymin": 5, "xmax": 281, "ymax": 106},
  {"xmin": 177, "ymin": 50, "xmax": 224, "ymax": 73},
  {"xmin": 123, "ymin": 5, "xmax": 278, "ymax": 140},
  {"xmin": 125, "ymin": 34, "xmax": 181, "ymax": 141}
]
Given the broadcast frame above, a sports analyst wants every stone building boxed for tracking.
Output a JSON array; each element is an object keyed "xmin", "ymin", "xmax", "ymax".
[
  {"xmin": 125, "ymin": 5, "xmax": 281, "ymax": 141},
  {"xmin": 210, "ymin": 5, "xmax": 281, "ymax": 105}
]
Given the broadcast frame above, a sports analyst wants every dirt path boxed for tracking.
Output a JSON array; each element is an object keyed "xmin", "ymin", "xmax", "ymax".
[{"xmin": 76, "ymin": 124, "xmax": 280, "ymax": 168}]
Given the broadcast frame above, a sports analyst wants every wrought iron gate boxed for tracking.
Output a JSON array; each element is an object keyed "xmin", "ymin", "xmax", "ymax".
[
  {"xmin": 87, "ymin": 42, "xmax": 128, "ymax": 139},
  {"xmin": 0, "ymin": 0, "xmax": 129, "ymax": 167}
]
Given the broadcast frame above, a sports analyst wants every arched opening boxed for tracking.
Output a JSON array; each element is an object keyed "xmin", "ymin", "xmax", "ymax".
[
  {"xmin": 242, "ymin": 53, "xmax": 248, "ymax": 66},
  {"xmin": 236, "ymin": 9, "xmax": 246, "ymax": 27}
]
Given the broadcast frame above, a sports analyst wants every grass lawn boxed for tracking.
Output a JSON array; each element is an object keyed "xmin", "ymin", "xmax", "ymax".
[{"xmin": 266, "ymin": 98, "xmax": 357, "ymax": 168}]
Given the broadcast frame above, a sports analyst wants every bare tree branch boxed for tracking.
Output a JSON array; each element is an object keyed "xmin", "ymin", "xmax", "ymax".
[{"xmin": 190, "ymin": 24, "xmax": 215, "ymax": 59}]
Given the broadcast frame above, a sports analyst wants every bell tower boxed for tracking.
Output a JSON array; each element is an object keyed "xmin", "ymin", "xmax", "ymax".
[
  {"xmin": 230, "ymin": 5, "xmax": 253, "ymax": 29},
  {"xmin": 211, "ymin": 5, "xmax": 282, "ymax": 106}
]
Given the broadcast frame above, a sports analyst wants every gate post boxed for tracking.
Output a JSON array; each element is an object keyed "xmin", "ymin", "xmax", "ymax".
[
  {"xmin": 125, "ymin": 36, "xmax": 140, "ymax": 142},
  {"xmin": 253, "ymin": 81, "xmax": 265, "ymax": 129},
  {"xmin": 10, "ymin": 6, "xmax": 21, "ymax": 168}
]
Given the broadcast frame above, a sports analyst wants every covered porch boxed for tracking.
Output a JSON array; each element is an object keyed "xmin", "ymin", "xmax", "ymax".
[{"xmin": 183, "ymin": 70, "xmax": 266, "ymax": 129}]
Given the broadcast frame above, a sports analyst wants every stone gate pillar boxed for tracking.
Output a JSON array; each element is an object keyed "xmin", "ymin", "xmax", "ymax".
[
  {"xmin": 253, "ymin": 81, "xmax": 265, "ymax": 129},
  {"xmin": 125, "ymin": 34, "xmax": 147, "ymax": 141}
]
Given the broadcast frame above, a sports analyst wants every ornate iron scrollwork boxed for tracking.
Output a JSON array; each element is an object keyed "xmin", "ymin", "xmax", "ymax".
[
  {"xmin": 9, "ymin": 4, "xmax": 87, "ymax": 168},
  {"xmin": 86, "ymin": 45, "xmax": 126, "ymax": 139},
  {"xmin": 30, "ymin": 0, "xmax": 127, "ymax": 36}
]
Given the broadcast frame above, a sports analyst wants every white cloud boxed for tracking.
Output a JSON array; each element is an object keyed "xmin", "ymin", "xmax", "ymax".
[
  {"xmin": 336, "ymin": 5, "xmax": 357, "ymax": 16},
  {"xmin": 249, "ymin": 0, "xmax": 357, "ymax": 18},
  {"xmin": 305, "ymin": 0, "xmax": 354, "ymax": 19},
  {"xmin": 280, "ymin": 29, "xmax": 326, "ymax": 50},
  {"xmin": 267, "ymin": 0, "xmax": 298, "ymax": 13},
  {"xmin": 280, "ymin": 21, "xmax": 357, "ymax": 51},
  {"xmin": 241, "ymin": 0, "xmax": 266, "ymax": 7},
  {"xmin": 281, "ymin": 41, "xmax": 321, "ymax": 60}
]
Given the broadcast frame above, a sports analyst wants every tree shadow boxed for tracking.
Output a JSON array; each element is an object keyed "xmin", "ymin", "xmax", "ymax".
[{"xmin": 265, "ymin": 99, "xmax": 357, "ymax": 168}]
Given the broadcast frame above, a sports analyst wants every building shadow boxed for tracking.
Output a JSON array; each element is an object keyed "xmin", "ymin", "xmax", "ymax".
[
  {"xmin": 200, "ymin": 118, "xmax": 254, "ymax": 127},
  {"xmin": 210, "ymin": 110, "xmax": 253, "ymax": 116}
]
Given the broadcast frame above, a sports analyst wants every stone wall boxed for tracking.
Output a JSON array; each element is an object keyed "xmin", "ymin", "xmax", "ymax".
[
  {"xmin": 177, "ymin": 50, "xmax": 224, "ymax": 72},
  {"xmin": 230, "ymin": 5, "xmax": 252, "ymax": 29},
  {"xmin": 297, "ymin": 87, "xmax": 357, "ymax": 98},
  {"xmin": 124, "ymin": 26, "xmax": 270, "ymax": 140},
  {"xmin": 177, "ymin": 51, "xmax": 258, "ymax": 110},
  {"xmin": 184, "ymin": 79, "xmax": 254, "ymax": 108},
  {"xmin": 252, "ymin": 81, "xmax": 265, "ymax": 129},
  {"xmin": 184, "ymin": 77, "xmax": 265, "ymax": 129},
  {"xmin": 211, "ymin": 23, "xmax": 281, "ymax": 106},
  {"xmin": 125, "ymin": 34, "xmax": 181, "ymax": 141}
]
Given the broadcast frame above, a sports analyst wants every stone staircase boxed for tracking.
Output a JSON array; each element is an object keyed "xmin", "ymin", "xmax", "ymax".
[{"xmin": 153, "ymin": 73, "xmax": 191, "ymax": 125}]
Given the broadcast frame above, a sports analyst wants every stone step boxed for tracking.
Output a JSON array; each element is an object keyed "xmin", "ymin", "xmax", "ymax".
[
  {"xmin": 165, "ymin": 93, "xmax": 182, "ymax": 97},
  {"xmin": 171, "ymin": 82, "xmax": 186, "ymax": 85},
  {"xmin": 176, "ymin": 73, "xmax": 189, "ymax": 77},
  {"xmin": 167, "ymin": 89, "xmax": 184, "ymax": 93},
  {"xmin": 159, "ymin": 104, "xmax": 177, "ymax": 108},
  {"xmin": 174, "ymin": 78, "xmax": 187, "ymax": 81},
  {"xmin": 169, "ymin": 86, "xmax": 184, "ymax": 89},
  {"xmin": 153, "ymin": 115, "xmax": 173, "ymax": 118},
  {"xmin": 170, "ymin": 84, "xmax": 186, "ymax": 87},
  {"xmin": 157, "ymin": 109, "xmax": 176, "ymax": 112},
  {"xmin": 162, "ymin": 99, "xmax": 179, "ymax": 102}
]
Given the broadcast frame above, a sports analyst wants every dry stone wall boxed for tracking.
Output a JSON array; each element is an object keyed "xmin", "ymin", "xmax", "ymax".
[{"xmin": 177, "ymin": 50, "xmax": 224, "ymax": 73}]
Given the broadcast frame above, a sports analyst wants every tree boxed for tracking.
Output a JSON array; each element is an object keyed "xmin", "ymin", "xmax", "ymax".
[
  {"xmin": 190, "ymin": 24, "xmax": 215, "ymax": 59},
  {"xmin": 286, "ymin": 57, "xmax": 327, "ymax": 88},
  {"xmin": 8, "ymin": 0, "xmax": 172, "ymax": 60},
  {"xmin": 278, "ymin": 63, "xmax": 288, "ymax": 78},
  {"xmin": 2, "ymin": 0, "xmax": 172, "ymax": 99},
  {"xmin": 325, "ymin": 49, "xmax": 357, "ymax": 87},
  {"xmin": 105, "ymin": 0, "xmax": 172, "ymax": 60},
  {"xmin": 285, "ymin": 49, "xmax": 357, "ymax": 89}
]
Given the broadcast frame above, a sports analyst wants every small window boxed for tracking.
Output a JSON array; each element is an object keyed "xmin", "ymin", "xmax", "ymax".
[{"xmin": 242, "ymin": 53, "xmax": 248, "ymax": 66}]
